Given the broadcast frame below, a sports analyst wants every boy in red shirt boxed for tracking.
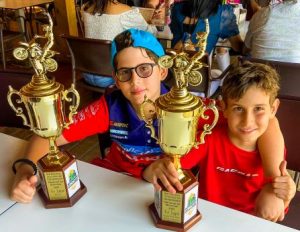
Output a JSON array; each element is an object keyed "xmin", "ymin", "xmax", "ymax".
[{"xmin": 143, "ymin": 62, "xmax": 296, "ymax": 222}]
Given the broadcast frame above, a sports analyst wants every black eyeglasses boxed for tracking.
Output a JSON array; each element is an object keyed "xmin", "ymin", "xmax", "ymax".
[{"xmin": 115, "ymin": 63, "xmax": 157, "ymax": 82}]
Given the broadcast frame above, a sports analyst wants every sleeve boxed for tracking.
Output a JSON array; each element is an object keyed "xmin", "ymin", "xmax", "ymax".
[
  {"xmin": 62, "ymin": 95, "xmax": 110, "ymax": 142},
  {"xmin": 219, "ymin": 5, "xmax": 240, "ymax": 40},
  {"xmin": 244, "ymin": 7, "xmax": 269, "ymax": 49},
  {"xmin": 120, "ymin": 8, "xmax": 157, "ymax": 35}
]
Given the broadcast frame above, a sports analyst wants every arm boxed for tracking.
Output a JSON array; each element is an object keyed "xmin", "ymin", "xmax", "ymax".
[
  {"xmin": 143, "ymin": 156, "xmax": 183, "ymax": 193},
  {"xmin": 258, "ymin": 117, "xmax": 296, "ymax": 207},
  {"xmin": 250, "ymin": 0, "xmax": 261, "ymax": 14},
  {"xmin": 255, "ymin": 183, "xmax": 285, "ymax": 222},
  {"xmin": 255, "ymin": 118, "xmax": 288, "ymax": 220},
  {"xmin": 228, "ymin": 34, "xmax": 244, "ymax": 53},
  {"xmin": 11, "ymin": 96, "xmax": 109, "ymax": 203},
  {"xmin": 273, "ymin": 160, "xmax": 296, "ymax": 208},
  {"xmin": 258, "ymin": 117, "xmax": 283, "ymax": 177},
  {"xmin": 144, "ymin": 0, "xmax": 160, "ymax": 8},
  {"xmin": 143, "ymin": 134, "xmax": 207, "ymax": 193},
  {"xmin": 10, "ymin": 134, "xmax": 68, "ymax": 203}
]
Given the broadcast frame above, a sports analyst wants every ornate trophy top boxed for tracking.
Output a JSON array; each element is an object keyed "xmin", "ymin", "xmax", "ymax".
[
  {"xmin": 12, "ymin": 12, "xmax": 62, "ymax": 97},
  {"xmin": 156, "ymin": 19, "xmax": 210, "ymax": 112}
]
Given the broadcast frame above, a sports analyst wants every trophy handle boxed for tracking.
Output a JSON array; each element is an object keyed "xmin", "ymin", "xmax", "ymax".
[
  {"xmin": 140, "ymin": 95, "xmax": 158, "ymax": 141},
  {"xmin": 196, "ymin": 99, "xmax": 219, "ymax": 145},
  {"xmin": 7, "ymin": 86, "xmax": 30, "ymax": 127},
  {"xmin": 62, "ymin": 84, "xmax": 80, "ymax": 128}
]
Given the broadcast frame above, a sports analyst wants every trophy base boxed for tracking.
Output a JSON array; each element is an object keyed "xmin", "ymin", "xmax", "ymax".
[
  {"xmin": 149, "ymin": 203, "xmax": 202, "ymax": 232},
  {"xmin": 149, "ymin": 169, "xmax": 201, "ymax": 231},
  {"xmin": 38, "ymin": 181, "xmax": 87, "ymax": 209}
]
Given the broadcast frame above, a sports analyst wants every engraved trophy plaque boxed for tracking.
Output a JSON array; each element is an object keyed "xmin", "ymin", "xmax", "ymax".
[
  {"xmin": 7, "ymin": 13, "xmax": 87, "ymax": 208},
  {"xmin": 140, "ymin": 20, "xmax": 219, "ymax": 231}
]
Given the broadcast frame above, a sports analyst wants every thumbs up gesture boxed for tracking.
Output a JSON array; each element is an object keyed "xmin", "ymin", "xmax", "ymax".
[{"xmin": 272, "ymin": 160, "xmax": 296, "ymax": 202}]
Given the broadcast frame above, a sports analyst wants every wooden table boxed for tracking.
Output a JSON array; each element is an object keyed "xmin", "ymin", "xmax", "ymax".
[
  {"xmin": 0, "ymin": 132, "xmax": 298, "ymax": 232},
  {"xmin": 0, "ymin": 0, "xmax": 53, "ymax": 9}
]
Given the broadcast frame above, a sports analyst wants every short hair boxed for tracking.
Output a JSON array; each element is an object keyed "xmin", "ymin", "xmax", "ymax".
[
  {"xmin": 112, "ymin": 30, "xmax": 161, "ymax": 69},
  {"xmin": 222, "ymin": 62, "xmax": 280, "ymax": 104},
  {"xmin": 83, "ymin": 0, "xmax": 118, "ymax": 15},
  {"xmin": 182, "ymin": 0, "xmax": 221, "ymax": 19}
]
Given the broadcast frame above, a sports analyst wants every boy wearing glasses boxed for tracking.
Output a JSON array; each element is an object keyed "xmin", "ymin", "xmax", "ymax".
[
  {"xmin": 11, "ymin": 29, "xmax": 293, "ymax": 205},
  {"xmin": 143, "ymin": 62, "xmax": 296, "ymax": 221}
]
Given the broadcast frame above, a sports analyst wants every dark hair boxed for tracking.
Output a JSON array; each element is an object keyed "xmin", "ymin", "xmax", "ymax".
[
  {"xmin": 113, "ymin": 31, "xmax": 159, "ymax": 69},
  {"xmin": 84, "ymin": 0, "xmax": 119, "ymax": 15},
  {"xmin": 182, "ymin": 0, "xmax": 221, "ymax": 19},
  {"xmin": 222, "ymin": 62, "xmax": 280, "ymax": 104}
]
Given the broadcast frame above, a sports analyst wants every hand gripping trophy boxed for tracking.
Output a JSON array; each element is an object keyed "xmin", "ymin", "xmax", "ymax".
[
  {"xmin": 140, "ymin": 20, "xmax": 219, "ymax": 231},
  {"xmin": 7, "ymin": 13, "xmax": 87, "ymax": 208}
]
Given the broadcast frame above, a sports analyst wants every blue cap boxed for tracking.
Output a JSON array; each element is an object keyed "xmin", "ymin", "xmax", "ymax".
[{"xmin": 111, "ymin": 29, "xmax": 165, "ymax": 66}]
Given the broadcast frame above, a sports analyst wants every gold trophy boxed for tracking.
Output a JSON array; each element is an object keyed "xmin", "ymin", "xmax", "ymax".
[
  {"xmin": 140, "ymin": 20, "xmax": 218, "ymax": 231},
  {"xmin": 7, "ymin": 13, "xmax": 87, "ymax": 208}
]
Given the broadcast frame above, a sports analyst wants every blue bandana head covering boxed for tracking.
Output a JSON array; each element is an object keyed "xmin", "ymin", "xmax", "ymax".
[{"xmin": 111, "ymin": 29, "xmax": 165, "ymax": 67}]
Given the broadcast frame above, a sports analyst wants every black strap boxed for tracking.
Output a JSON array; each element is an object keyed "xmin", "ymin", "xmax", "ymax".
[{"xmin": 12, "ymin": 159, "xmax": 37, "ymax": 175}]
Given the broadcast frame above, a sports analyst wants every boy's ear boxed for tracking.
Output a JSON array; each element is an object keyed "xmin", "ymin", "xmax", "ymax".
[
  {"xmin": 159, "ymin": 67, "xmax": 168, "ymax": 81},
  {"xmin": 112, "ymin": 71, "xmax": 120, "ymax": 89},
  {"xmin": 219, "ymin": 99, "xmax": 228, "ymax": 117},
  {"xmin": 219, "ymin": 99, "xmax": 226, "ymax": 111},
  {"xmin": 270, "ymin": 98, "xmax": 280, "ymax": 118}
]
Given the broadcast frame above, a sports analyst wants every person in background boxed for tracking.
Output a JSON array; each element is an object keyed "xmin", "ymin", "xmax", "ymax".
[
  {"xmin": 10, "ymin": 29, "xmax": 288, "ymax": 207},
  {"xmin": 170, "ymin": 0, "xmax": 243, "ymax": 55},
  {"xmin": 241, "ymin": 0, "xmax": 261, "ymax": 20},
  {"xmin": 80, "ymin": 0, "xmax": 157, "ymax": 88},
  {"xmin": 170, "ymin": 0, "xmax": 244, "ymax": 96},
  {"xmin": 244, "ymin": 0, "xmax": 300, "ymax": 63},
  {"xmin": 143, "ymin": 62, "xmax": 296, "ymax": 221}
]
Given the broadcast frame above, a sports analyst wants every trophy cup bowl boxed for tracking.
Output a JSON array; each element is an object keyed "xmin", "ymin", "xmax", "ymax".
[
  {"xmin": 140, "ymin": 19, "xmax": 219, "ymax": 231},
  {"xmin": 7, "ymin": 12, "xmax": 87, "ymax": 208}
]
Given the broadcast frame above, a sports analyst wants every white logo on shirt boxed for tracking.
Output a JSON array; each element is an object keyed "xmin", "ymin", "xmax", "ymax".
[{"xmin": 216, "ymin": 166, "xmax": 259, "ymax": 177}]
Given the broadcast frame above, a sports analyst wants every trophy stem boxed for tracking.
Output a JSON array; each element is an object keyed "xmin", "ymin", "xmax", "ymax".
[
  {"xmin": 173, "ymin": 155, "xmax": 185, "ymax": 181},
  {"xmin": 45, "ymin": 137, "xmax": 69, "ymax": 166}
]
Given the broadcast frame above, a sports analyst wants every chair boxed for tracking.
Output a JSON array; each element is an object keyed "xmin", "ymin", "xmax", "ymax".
[
  {"xmin": 75, "ymin": 3, "xmax": 85, "ymax": 37},
  {"xmin": 239, "ymin": 56, "xmax": 300, "ymax": 230},
  {"xmin": 61, "ymin": 34, "xmax": 114, "ymax": 94},
  {"xmin": 239, "ymin": 57, "xmax": 300, "ymax": 98},
  {"xmin": 0, "ymin": 16, "xmax": 28, "ymax": 70},
  {"xmin": 164, "ymin": 50, "xmax": 231, "ymax": 98},
  {"xmin": 0, "ymin": 69, "xmax": 33, "ymax": 128},
  {"xmin": 62, "ymin": 34, "xmax": 114, "ymax": 158},
  {"xmin": 276, "ymin": 96, "xmax": 300, "ymax": 230}
]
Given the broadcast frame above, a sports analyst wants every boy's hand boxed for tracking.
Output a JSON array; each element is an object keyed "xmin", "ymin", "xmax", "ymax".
[
  {"xmin": 255, "ymin": 184, "xmax": 285, "ymax": 222},
  {"xmin": 10, "ymin": 165, "xmax": 38, "ymax": 203},
  {"xmin": 272, "ymin": 160, "xmax": 296, "ymax": 203},
  {"xmin": 143, "ymin": 157, "xmax": 183, "ymax": 193}
]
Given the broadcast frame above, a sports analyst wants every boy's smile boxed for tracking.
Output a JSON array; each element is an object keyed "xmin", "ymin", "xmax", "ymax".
[
  {"xmin": 114, "ymin": 47, "xmax": 167, "ymax": 112},
  {"xmin": 223, "ymin": 86, "xmax": 279, "ymax": 151}
]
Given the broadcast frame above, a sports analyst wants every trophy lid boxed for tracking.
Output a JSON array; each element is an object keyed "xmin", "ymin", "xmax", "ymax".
[
  {"xmin": 20, "ymin": 74, "xmax": 63, "ymax": 97},
  {"xmin": 156, "ymin": 86, "xmax": 202, "ymax": 112}
]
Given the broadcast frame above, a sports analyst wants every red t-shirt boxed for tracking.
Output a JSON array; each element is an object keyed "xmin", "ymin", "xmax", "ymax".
[{"xmin": 181, "ymin": 124, "xmax": 266, "ymax": 214}]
